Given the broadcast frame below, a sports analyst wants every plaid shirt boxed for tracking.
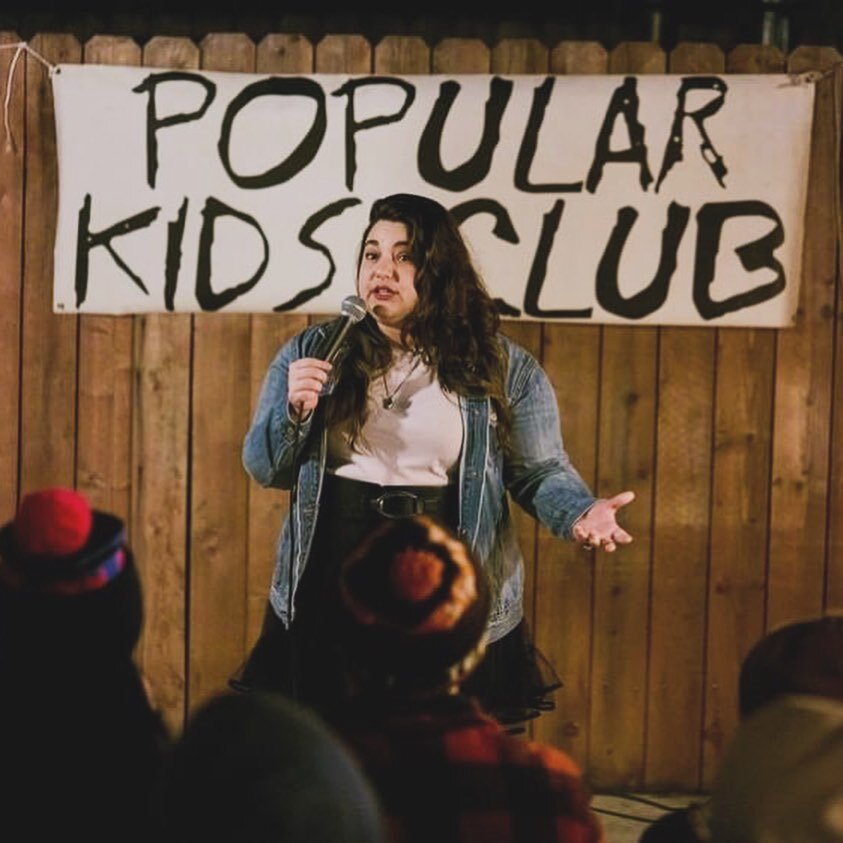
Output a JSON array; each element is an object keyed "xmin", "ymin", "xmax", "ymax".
[{"xmin": 332, "ymin": 694, "xmax": 606, "ymax": 843}]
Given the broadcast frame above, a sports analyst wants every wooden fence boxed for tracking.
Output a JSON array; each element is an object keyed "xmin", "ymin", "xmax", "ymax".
[{"xmin": 0, "ymin": 30, "xmax": 841, "ymax": 791}]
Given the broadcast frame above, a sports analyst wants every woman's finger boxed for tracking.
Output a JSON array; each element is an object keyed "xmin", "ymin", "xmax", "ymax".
[
  {"xmin": 609, "ymin": 490, "xmax": 636, "ymax": 510},
  {"xmin": 613, "ymin": 529, "xmax": 633, "ymax": 545}
]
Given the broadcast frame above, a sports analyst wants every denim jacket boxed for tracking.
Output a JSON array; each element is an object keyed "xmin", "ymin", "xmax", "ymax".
[{"xmin": 242, "ymin": 321, "xmax": 596, "ymax": 644}]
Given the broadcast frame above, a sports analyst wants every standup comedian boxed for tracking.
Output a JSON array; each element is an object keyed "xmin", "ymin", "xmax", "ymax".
[{"xmin": 234, "ymin": 193, "xmax": 634, "ymax": 726}]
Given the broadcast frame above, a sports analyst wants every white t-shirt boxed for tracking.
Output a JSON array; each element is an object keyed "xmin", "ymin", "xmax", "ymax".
[{"xmin": 327, "ymin": 351, "xmax": 463, "ymax": 487}]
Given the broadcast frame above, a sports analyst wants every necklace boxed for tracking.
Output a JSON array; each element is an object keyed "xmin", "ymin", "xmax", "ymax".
[{"xmin": 381, "ymin": 355, "xmax": 422, "ymax": 410}]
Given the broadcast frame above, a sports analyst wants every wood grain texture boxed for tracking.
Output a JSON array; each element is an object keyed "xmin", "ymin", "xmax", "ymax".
[
  {"xmin": 700, "ymin": 43, "xmax": 783, "ymax": 786},
  {"xmin": 827, "ymin": 62, "xmax": 843, "ymax": 612},
  {"xmin": 133, "ymin": 35, "xmax": 199, "ymax": 734},
  {"xmin": 375, "ymin": 36, "xmax": 430, "ymax": 73},
  {"xmin": 433, "ymin": 39, "xmax": 490, "ymax": 73},
  {"xmin": 532, "ymin": 39, "xmax": 607, "ymax": 764},
  {"xmin": 766, "ymin": 47, "xmax": 841, "ymax": 627},
  {"xmin": 550, "ymin": 41, "xmax": 608, "ymax": 74},
  {"xmin": 644, "ymin": 43, "xmax": 723, "ymax": 790},
  {"xmin": 589, "ymin": 40, "xmax": 664, "ymax": 790},
  {"xmin": 315, "ymin": 34, "xmax": 371, "ymax": 73},
  {"xmin": 0, "ymin": 32, "xmax": 25, "ymax": 519},
  {"xmin": 20, "ymin": 34, "xmax": 81, "ymax": 495}
]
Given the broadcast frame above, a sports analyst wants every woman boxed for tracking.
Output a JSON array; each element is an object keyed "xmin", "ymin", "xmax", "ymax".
[{"xmin": 235, "ymin": 193, "xmax": 634, "ymax": 725}]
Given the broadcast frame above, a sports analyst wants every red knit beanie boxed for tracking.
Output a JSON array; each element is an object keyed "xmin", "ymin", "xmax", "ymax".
[
  {"xmin": 0, "ymin": 487, "xmax": 141, "ymax": 663},
  {"xmin": 12, "ymin": 488, "xmax": 93, "ymax": 557},
  {"xmin": 338, "ymin": 515, "xmax": 491, "ymax": 692},
  {"xmin": 0, "ymin": 487, "xmax": 126, "ymax": 594}
]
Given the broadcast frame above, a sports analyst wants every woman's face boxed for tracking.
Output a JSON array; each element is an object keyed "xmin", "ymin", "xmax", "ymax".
[{"xmin": 357, "ymin": 219, "xmax": 419, "ymax": 343}]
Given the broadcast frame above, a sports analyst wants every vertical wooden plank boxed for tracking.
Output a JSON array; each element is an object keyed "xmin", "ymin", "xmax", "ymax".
[
  {"xmin": 532, "ymin": 40, "xmax": 607, "ymax": 765},
  {"xmin": 589, "ymin": 41, "xmax": 663, "ymax": 789},
  {"xmin": 133, "ymin": 36, "xmax": 197, "ymax": 735},
  {"xmin": 77, "ymin": 36, "xmax": 140, "ymax": 525},
  {"xmin": 375, "ymin": 35, "xmax": 430, "ymax": 73},
  {"xmin": 767, "ymin": 46, "xmax": 841, "ymax": 626},
  {"xmin": 20, "ymin": 34, "xmax": 81, "ymax": 495},
  {"xmin": 645, "ymin": 43, "xmax": 722, "ymax": 790},
  {"xmin": 433, "ymin": 38, "xmax": 490, "ymax": 74},
  {"xmin": 0, "ymin": 33, "xmax": 25, "ymax": 519},
  {"xmin": 246, "ymin": 33, "xmax": 314, "ymax": 646},
  {"xmin": 188, "ymin": 33, "xmax": 256, "ymax": 711},
  {"xmin": 701, "ymin": 43, "xmax": 783, "ymax": 787},
  {"xmin": 489, "ymin": 39, "xmax": 549, "ymax": 739},
  {"xmin": 828, "ymin": 62, "xmax": 843, "ymax": 612},
  {"xmin": 315, "ymin": 33, "xmax": 372, "ymax": 73}
]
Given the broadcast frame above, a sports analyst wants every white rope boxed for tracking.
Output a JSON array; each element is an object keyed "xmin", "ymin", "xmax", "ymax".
[
  {"xmin": 0, "ymin": 41, "xmax": 58, "ymax": 153},
  {"xmin": 785, "ymin": 62, "xmax": 843, "ymax": 87}
]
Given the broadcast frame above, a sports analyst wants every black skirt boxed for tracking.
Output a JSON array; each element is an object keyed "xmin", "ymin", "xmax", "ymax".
[{"xmin": 231, "ymin": 474, "xmax": 561, "ymax": 728}]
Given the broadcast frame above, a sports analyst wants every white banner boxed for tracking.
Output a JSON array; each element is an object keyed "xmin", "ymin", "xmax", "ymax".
[{"xmin": 51, "ymin": 65, "xmax": 815, "ymax": 325}]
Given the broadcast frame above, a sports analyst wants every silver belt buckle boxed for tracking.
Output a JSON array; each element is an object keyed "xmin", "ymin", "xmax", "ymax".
[{"xmin": 370, "ymin": 490, "xmax": 424, "ymax": 519}]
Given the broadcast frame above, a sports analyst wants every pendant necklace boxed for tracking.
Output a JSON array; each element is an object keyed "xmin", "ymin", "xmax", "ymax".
[{"xmin": 381, "ymin": 355, "xmax": 422, "ymax": 410}]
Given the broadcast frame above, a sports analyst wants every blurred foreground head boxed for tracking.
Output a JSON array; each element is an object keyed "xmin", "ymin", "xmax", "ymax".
[
  {"xmin": 337, "ymin": 514, "xmax": 491, "ymax": 695},
  {"xmin": 708, "ymin": 694, "xmax": 843, "ymax": 843},
  {"xmin": 157, "ymin": 691, "xmax": 386, "ymax": 843},
  {"xmin": 739, "ymin": 614, "xmax": 843, "ymax": 717}
]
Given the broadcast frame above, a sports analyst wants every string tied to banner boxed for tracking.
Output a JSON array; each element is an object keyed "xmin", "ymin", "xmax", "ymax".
[
  {"xmin": 0, "ymin": 40, "xmax": 58, "ymax": 154},
  {"xmin": 784, "ymin": 65, "xmax": 842, "ymax": 86}
]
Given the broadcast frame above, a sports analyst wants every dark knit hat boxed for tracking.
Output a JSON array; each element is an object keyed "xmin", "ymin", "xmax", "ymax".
[
  {"xmin": 337, "ymin": 514, "xmax": 491, "ymax": 692},
  {"xmin": 0, "ymin": 487, "xmax": 142, "ymax": 661},
  {"xmin": 739, "ymin": 615, "xmax": 843, "ymax": 717},
  {"xmin": 157, "ymin": 691, "xmax": 386, "ymax": 843}
]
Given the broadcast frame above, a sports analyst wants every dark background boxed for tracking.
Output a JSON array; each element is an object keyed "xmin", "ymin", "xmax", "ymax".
[{"xmin": 1, "ymin": 0, "xmax": 841, "ymax": 53}]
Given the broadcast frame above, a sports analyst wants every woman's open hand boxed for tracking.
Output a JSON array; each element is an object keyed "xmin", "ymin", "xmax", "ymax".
[{"xmin": 571, "ymin": 491, "xmax": 635, "ymax": 552}]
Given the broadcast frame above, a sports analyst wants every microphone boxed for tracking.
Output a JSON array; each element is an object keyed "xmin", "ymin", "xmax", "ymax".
[{"xmin": 317, "ymin": 295, "xmax": 367, "ymax": 365}]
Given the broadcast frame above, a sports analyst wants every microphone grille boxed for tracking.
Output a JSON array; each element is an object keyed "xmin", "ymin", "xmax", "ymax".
[{"xmin": 341, "ymin": 295, "xmax": 367, "ymax": 324}]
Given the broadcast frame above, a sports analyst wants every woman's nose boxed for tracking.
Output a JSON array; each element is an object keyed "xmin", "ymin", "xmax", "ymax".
[{"xmin": 374, "ymin": 257, "xmax": 395, "ymax": 276}]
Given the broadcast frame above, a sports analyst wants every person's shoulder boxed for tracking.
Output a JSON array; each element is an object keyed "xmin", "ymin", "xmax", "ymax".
[
  {"xmin": 269, "ymin": 319, "xmax": 333, "ymax": 360},
  {"xmin": 497, "ymin": 332, "xmax": 545, "ymax": 388},
  {"xmin": 521, "ymin": 737, "xmax": 585, "ymax": 779},
  {"xmin": 497, "ymin": 331, "xmax": 539, "ymax": 362}
]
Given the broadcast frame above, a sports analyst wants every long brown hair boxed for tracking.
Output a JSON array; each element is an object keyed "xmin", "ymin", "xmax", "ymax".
[{"xmin": 325, "ymin": 193, "xmax": 510, "ymax": 447}]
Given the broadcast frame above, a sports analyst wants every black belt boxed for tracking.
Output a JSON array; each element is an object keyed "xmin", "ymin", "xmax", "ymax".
[{"xmin": 322, "ymin": 474, "xmax": 457, "ymax": 520}]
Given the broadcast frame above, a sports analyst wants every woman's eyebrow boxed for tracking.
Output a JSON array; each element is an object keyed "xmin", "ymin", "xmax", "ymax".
[{"xmin": 364, "ymin": 238, "xmax": 411, "ymax": 248}]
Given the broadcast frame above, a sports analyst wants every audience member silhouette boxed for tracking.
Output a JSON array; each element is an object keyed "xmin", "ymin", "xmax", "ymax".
[
  {"xmin": 707, "ymin": 692, "xmax": 843, "ymax": 842},
  {"xmin": 640, "ymin": 614, "xmax": 843, "ymax": 843},
  {"xmin": 328, "ymin": 513, "xmax": 606, "ymax": 843},
  {"xmin": 0, "ymin": 487, "xmax": 170, "ymax": 843},
  {"xmin": 154, "ymin": 689, "xmax": 387, "ymax": 843}
]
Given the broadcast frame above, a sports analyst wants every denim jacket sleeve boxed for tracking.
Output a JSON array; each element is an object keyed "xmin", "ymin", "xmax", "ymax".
[
  {"xmin": 502, "ymin": 338, "xmax": 596, "ymax": 539},
  {"xmin": 242, "ymin": 324, "xmax": 328, "ymax": 490}
]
